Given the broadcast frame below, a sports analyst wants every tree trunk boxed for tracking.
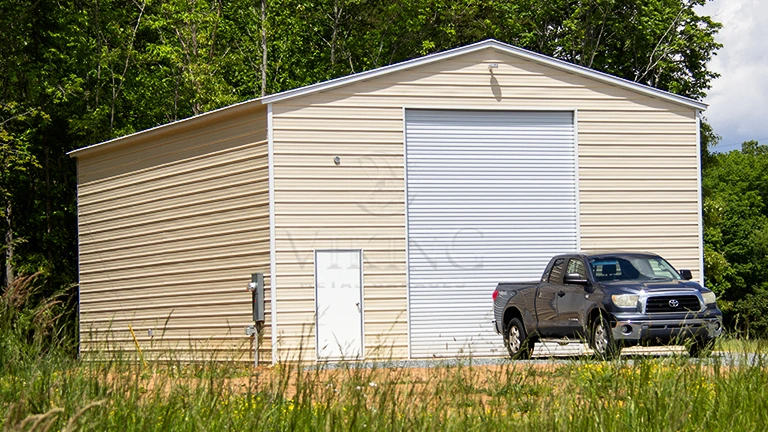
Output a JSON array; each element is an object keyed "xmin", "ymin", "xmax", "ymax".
[
  {"xmin": 260, "ymin": 0, "xmax": 267, "ymax": 97},
  {"xmin": 44, "ymin": 141, "xmax": 52, "ymax": 263},
  {"xmin": 5, "ymin": 201, "xmax": 13, "ymax": 286},
  {"xmin": 330, "ymin": 0, "xmax": 339, "ymax": 65}
]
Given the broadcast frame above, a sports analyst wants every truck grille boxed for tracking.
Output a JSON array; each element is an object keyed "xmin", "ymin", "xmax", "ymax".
[{"xmin": 645, "ymin": 295, "xmax": 701, "ymax": 313}]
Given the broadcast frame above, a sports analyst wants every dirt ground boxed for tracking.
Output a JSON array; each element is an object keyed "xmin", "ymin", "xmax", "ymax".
[
  {"xmin": 112, "ymin": 345, "xmax": 695, "ymax": 400},
  {"xmin": 217, "ymin": 361, "xmax": 565, "ymax": 401}
]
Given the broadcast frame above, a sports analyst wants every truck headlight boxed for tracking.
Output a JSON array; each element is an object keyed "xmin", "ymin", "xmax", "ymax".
[
  {"xmin": 702, "ymin": 291, "xmax": 717, "ymax": 305},
  {"xmin": 611, "ymin": 294, "xmax": 639, "ymax": 308}
]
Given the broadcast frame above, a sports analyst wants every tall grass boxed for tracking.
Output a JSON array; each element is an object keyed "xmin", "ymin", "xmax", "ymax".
[
  {"xmin": 717, "ymin": 336, "xmax": 768, "ymax": 353},
  {"xmin": 0, "ymin": 273, "xmax": 71, "ymax": 367},
  {"xmin": 3, "ymin": 277, "xmax": 768, "ymax": 431},
  {"xmin": 2, "ymin": 346, "xmax": 768, "ymax": 430}
]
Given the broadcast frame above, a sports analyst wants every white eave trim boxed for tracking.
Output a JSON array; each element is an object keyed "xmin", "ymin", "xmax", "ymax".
[
  {"xmin": 67, "ymin": 98, "xmax": 265, "ymax": 157},
  {"xmin": 260, "ymin": 39, "xmax": 708, "ymax": 111}
]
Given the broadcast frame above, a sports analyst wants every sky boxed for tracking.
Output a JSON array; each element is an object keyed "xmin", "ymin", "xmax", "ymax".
[{"xmin": 697, "ymin": 0, "xmax": 768, "ymax": 153}]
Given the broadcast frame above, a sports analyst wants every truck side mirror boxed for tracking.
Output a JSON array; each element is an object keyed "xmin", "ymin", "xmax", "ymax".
[
  {"xmin": 563, "ymin": 273, "xmax": 589, "ymax": 286},
  {"xmin": 679, "ymin": 269, "xmax": 693, "ymax": 280}
]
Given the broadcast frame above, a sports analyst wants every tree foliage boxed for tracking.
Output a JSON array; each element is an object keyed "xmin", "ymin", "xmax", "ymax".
[
  {"xmin": 703, "ymin": 140, "xmax": 768, "ymax": 336},
  {"xmin": 0, "ymin": 0, "xmax": 728, "ymax": 346}
]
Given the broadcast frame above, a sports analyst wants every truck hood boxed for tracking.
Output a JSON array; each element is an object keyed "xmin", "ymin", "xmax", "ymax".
[{"xmin": 598, "ymin": 279, "xmax": 703, "ymax": 294}]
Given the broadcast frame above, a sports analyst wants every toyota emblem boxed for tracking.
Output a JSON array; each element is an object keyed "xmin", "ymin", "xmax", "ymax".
[{"xmin": 669, "ymin": 299, "xmax": 680, "ymax": 308}]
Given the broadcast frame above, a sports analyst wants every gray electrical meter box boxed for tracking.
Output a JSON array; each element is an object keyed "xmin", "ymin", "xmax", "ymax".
[{"xmin": 249, "ymin": 273, "xmax": 265, "ymax": 323}]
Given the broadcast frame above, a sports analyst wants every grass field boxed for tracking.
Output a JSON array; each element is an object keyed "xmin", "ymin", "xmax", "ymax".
[
  {"xmin": 716, "ymin": 337, "xmax": 768, "ymax": 353},
  {"xmin": 2, "ymin": 342, "xmax": 768, "ymax": 432}
]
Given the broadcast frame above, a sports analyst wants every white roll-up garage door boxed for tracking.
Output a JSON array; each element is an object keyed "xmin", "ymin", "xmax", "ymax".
[{"xmin": 405, "ymin": 109, "xmax": 579, "ymax": 358}]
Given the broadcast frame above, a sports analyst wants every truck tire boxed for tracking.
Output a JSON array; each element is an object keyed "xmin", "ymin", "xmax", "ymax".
[
  {"xmin": 505, "ymin": 318, "xmax": 533, "ymax": 359},
  {"xmin": 688, "ymin": 338, "xmax": 715, "ymax": 358},
  {"xmin": 590, "ymin": 314, "xmax": 620, "ymax": 360}
]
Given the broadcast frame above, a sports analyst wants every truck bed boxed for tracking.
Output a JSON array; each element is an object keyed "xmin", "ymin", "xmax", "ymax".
[{"xmin": 493, "ymin": 281, "xmax": 538, "ymax": 334}]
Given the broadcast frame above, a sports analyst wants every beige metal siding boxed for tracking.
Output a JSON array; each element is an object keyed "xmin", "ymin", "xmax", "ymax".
[
  {"xmin": 270, "ymin": 47, "xmax": 700, "ymax": 360},
  {"xmin": 78, "ymin": 108, "xmax": 273, "ymax": 362}
]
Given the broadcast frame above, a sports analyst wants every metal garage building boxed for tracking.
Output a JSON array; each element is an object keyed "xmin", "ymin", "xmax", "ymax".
[{"xmin": 70, "ymin": 39, "xmax": 707, "ymax": 363}]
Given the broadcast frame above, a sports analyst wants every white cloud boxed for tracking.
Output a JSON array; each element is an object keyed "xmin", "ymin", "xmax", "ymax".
[{"xmin": 698, "ymin": 0, "xmax": 768, "ymax": 152}]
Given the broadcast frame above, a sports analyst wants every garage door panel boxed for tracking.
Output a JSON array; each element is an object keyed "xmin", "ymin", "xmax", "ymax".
[{"xmin": 405, "ymin": 109, "xmax": 578, "ymax": 358}]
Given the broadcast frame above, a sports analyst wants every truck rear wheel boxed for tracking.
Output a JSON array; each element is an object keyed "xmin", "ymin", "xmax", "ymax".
[
  {"xmin": 590, "ymin": 314, "xmax": 620, "ymax": 360},
  {"xmin": 505, "ymin": 318, "xmax": 534, "ymax": 359}
]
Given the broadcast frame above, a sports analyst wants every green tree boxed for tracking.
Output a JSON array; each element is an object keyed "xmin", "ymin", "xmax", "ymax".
[
  {"xmin": 703, "ymin": 141, "xmax": 768, "ymax": 335},
  {"xmin": 483, "ymin": 0, "xmax": 721, "ymax": 99},
  {"xmin": 0, "ymin": 0, "xmax": 77, "ymax": 290},
  {"xmin": 0, "ymin": 104, "xmax": 47, "ymax": 285}
]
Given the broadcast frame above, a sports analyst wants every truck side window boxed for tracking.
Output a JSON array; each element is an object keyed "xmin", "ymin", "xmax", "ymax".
[
  {"xmin": 566, "ymin": 259, "xmax": 587, "ymax": 279},
  {"xmin": 548, "ymin": 258, "xmax": 565, "ymax": 283}
]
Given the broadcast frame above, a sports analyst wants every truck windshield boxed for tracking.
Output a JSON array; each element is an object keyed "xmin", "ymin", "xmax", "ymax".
[{"xmin": 588, "ymin": 255, "xmax": 682, "ymax": 282}]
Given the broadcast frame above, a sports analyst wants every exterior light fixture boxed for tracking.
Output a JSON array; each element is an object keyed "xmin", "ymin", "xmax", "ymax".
[{"xmin": 488, "ymin": 63, "xmax": 499, "ymax": 70}]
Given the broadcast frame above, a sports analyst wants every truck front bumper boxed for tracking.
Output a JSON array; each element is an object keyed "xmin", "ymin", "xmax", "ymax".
[{"xmin": 610, "ymin": 312, "xmax": 723, "ymax": 343}]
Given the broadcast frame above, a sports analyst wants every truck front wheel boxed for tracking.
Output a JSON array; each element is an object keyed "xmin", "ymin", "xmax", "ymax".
[
  {"xmin": 688, "ymin": 338, "xmax": 715, "ymax": 358},
  {"xmin": 505, "ymin": 318, "xmax": 534, "ymax": 359},
  {"xmin": 590, "ymin": 315, "xmax": 620, "ymax": 360}
]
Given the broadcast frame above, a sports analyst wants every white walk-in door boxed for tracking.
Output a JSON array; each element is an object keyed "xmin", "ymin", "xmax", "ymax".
[
  {"xmin": 405, "ymin": 109, "xmax": 579, "ymax": 358},
  {"xmin": 315, "ymin": 250, "xmax": 364, "ymax": 360}
]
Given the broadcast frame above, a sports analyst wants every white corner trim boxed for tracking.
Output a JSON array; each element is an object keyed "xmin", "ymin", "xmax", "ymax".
[
  {"xmin": 695, "ymin": 111, "xmax": 705, "ymax": 285},
  {"xmin": 573, "ymin": 109, "xmax": 581, "ymax": 252},
  {"xmin": 75, "ymin": 160, "xmax": 82, "ymax": 359},
  {"xmin": 402, "ymin": 107, "xmax": 412, "ymax": 360},
  {"xmin": 358, "ymin": 249, "xmax": 366, "ymax": 359},
  {"xmin": 267, "ymin": 103, "xmax": 278, "ymax": 364}
]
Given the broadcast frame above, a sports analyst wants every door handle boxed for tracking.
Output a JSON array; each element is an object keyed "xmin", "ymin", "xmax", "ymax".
[
  {"xmin": 355, "ymin": 302, "xmax": 360, "ymax": 312},
  {"xmin": 558, "ymin": 290, "xmax": 565, "ymax": 297}
]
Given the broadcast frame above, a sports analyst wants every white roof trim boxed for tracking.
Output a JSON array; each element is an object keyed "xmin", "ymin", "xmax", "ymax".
[
  {"xmin": 70, "ymin": 38, "xmax": 706, "ymax": 157},
  {"xmin": 261, "ymin": 39, "xmax": 707, "ymax": 110},
  {"xmin": 67, "ymin": 98, "xmax": 263, "ymax": 156}
]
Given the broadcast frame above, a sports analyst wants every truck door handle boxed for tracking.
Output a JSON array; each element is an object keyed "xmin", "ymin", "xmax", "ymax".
[{"xmin": 558, "ymin": 290, "xmax": 565, "ymax": 297}]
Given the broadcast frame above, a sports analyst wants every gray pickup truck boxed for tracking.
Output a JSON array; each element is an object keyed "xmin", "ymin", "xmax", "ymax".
[{"xmin": 492, "ymin": 252, "xmax": 723, "ymax": 359}]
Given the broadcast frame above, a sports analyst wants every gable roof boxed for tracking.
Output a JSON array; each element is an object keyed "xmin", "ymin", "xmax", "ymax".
[
  {"xmin": 261, "ymin": 39, "xmax": 707, "ymax": 110},
  {"xmin": 70, "ymin": 38, "xmax": 705, "ymax": 157}
]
